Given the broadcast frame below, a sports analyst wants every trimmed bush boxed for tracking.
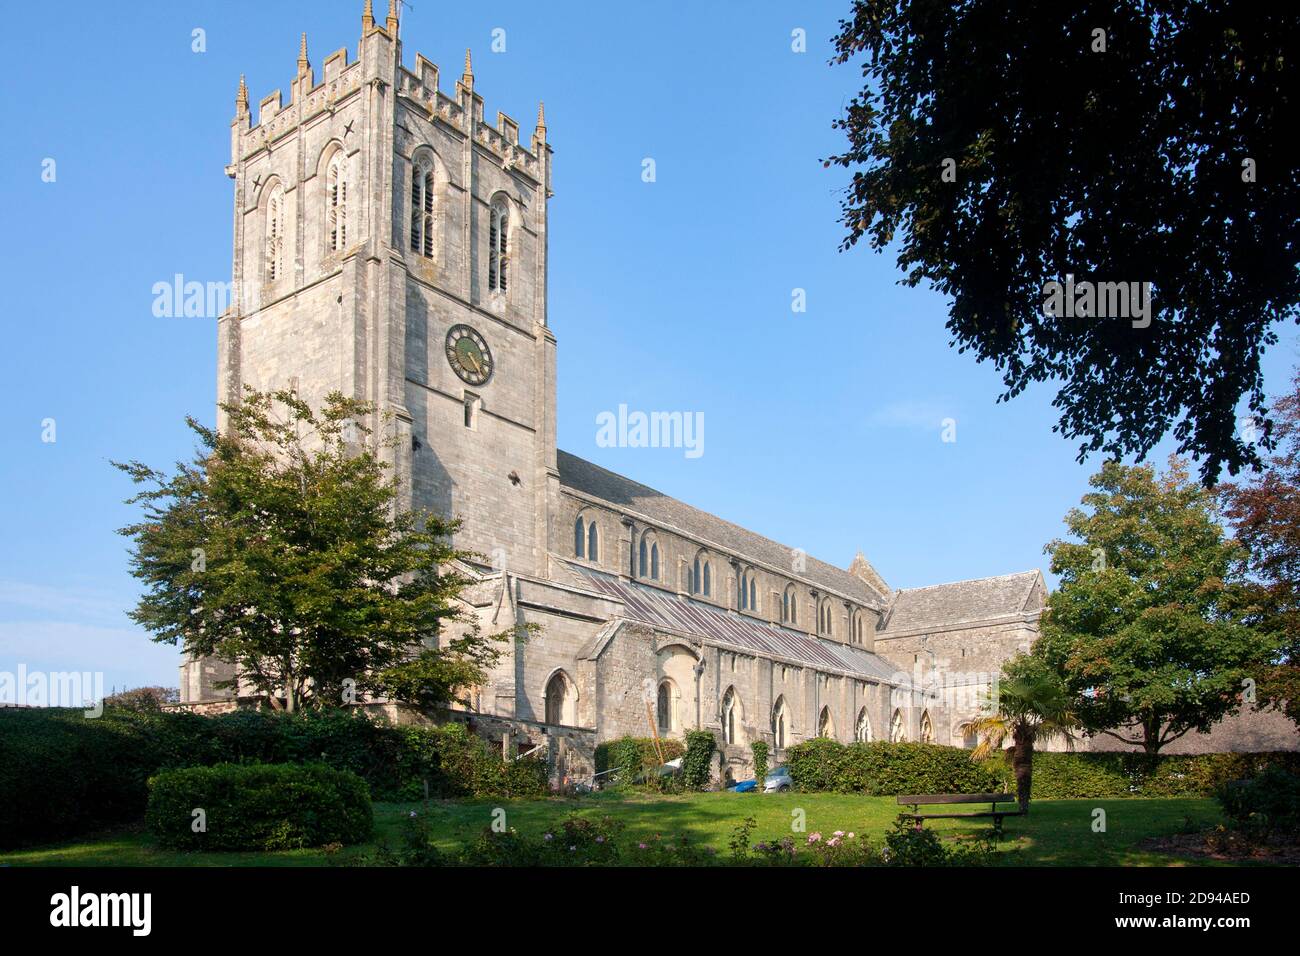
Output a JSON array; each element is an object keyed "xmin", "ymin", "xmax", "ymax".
[
  {"xmin": 1026, "ymin": 751, "xmax": 1300, "ymax": 799},
  {"xmin": 593, "ymin": 736, "xmax": 686, "ymax": 781},
  {"xmin": 786, "ymin": 739, "xmax": 1007, "ymax": 795},
  {"xmin": 0, "ymin": 707, "xmax": 546, "ymax": 848},
  {"xmin": 146, "ymin": 762, "xmax": 372, "ymax": 850}
]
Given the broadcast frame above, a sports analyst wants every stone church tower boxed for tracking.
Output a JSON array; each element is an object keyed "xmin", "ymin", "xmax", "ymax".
[
  {"xmin": 183, "ymin": 3, "xmax": 1056, "ymax": 784},
  {"xmin": 186, "ymin": 2, "xmax": 557, "ymax": 701}
]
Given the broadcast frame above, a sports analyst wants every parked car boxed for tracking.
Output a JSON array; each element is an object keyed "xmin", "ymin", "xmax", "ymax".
[
  {"xmin": 729, "ymin": 766, "xmax": 793, "ymax": 793},
  {"xmin": 764, "ymin": 766, "xmax": 793, "ymax": 793}
]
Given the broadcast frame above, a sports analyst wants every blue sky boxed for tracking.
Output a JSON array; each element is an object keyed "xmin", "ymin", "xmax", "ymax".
[{"xmin": 2, "ymin": 0, "xmax": 1296, "ymax": 694}]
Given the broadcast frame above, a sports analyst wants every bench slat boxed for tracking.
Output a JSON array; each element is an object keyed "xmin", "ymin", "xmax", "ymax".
[
  {"xmin": 896, "ymin": 793, "xmax": 1015, "ymax": 805},
  {"xmin": 900, "ymin": 811, "xmax": 1025, "ymax": 820}
]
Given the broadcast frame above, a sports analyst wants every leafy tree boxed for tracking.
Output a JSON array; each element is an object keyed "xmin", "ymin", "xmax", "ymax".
[
  {"xmin": 1220, "ymin": 369, "xmax": 1300, "ymax": 727},
  {"xmin": 115, "ymin": 387, "xmax": 511, "ymax": 713},
  {"xmin": 102, "ymin": 686, "xmax": 179, "ymax": 711},
  {"xmin": 826, "ymin": 2, "xmax": 1298, "ymax": 482},
  {"xmin": 1038, "ymin": 458, "xmax": 1276, "ymax": 753},
  {"xmin": 963, "ymin": 653, "xmax": 1078, "ymax": 813}
]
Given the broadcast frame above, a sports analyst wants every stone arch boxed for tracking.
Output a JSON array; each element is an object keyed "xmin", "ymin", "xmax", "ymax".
[
  {"xmin": 721, "ymin": 685, "xmax": 745, "ymax": 746},
  {"xmin": 256, "ymin": 175, "xmax": 287, "ymax": 287},
  {"xmin": 574, "ymin": 507, "xmax": 601, "ymax": 562},
  {"xmin": 407, "ymin": 145, "xmax": 444, "ymax": 261},
  {"xmin": 543, "ymin": 668, "xmax": 577, "ymax": 727},
  {"xmin": 316, "ymin": 140, "xmax": 349, "ymax": 256},
  {"xmin": 890, "ymin": 708, "xmax": 907, "ymax": 742},
  {"xmin": 855, "ymin": 706, "xmax": 872, "ymax": 743},
  {"xmin": 638, "ymin": 529, "xmax": 661, "ymax": 581},
  {"xmin": 487, "ymin": 191, "xmax": 513, "ymax": 295},
  {"xmin": 654, "ymin": 642, "xmax": 698, "ymax": 734},
  {"xmin": 818, "ymin": 705, "xmax": 835, "ymax": 739},
  {"xmin": 919, "ymin": 709, "xmax": 934, "ymax": 744},
  {"xmin": 782, "ymin": 584, "xmax": 798, "ymax": 624},
  {"xmin": 771, "ymin": 695, "xmax": 790, "ymax": 751}
]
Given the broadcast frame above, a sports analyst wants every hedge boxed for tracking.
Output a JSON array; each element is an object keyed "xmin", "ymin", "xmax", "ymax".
[
  {"xmin": 594, "ymin": 736, "xmax": 686, "ymax": 781},
  {"xmin": 0, "ymin": 707, "xmax": 546, "ymax": 849},
  {"xmin": 784, "ymin": 739, "xmax": 1300, "ymax": 799},
  {"xmin": 146, "ymin": 762, "xmax": 373, "ymax": 850},
  {"xmin": 785, "ymin": 739, "xmax": 1006, "ymax": 795},
  {"xmin": 1027, "ymin": 751, "xmax": 1300, "ymax": 799}
]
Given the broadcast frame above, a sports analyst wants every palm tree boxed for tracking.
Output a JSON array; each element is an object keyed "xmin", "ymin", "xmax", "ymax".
[{"xmin": 962, "ymin": 655, "xmax": 1078, "ymax": 814}]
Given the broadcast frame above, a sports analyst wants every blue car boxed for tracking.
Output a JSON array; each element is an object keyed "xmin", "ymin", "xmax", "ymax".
[{"xmin": 730, "ymin": 766, "xmax": 793, "ymax": 793}]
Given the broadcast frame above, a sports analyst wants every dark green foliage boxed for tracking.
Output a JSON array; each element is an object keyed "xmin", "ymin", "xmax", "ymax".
[
  {"xmin": 146, "ymin": 762, "xmax": 372, "ymax": 850},
  {"xmin": 1040, "ymin": 459, "xmax": 1276, "ymax": 753},
  {"xmin": 750, "ymin": 740, "xmax": 769, "ymax": 791},
  {"xmin": 1025, "ymin": 751, "xmax": 1300, "ymax": 799},
  {"xmin": 785, "ymin": 739, "xmax": 1007, "ymax": 795},
  {"xmin": 593, "ymin": 736, "xmax": 686, "ymax": 782},
  {"xmin": 0, "ymin": 707, "xmax": 545, "ymax": 848},
  {"xmin": 881, "ymin": 815, "xmax": 995, "ymax": 866},
  {"xmin": 827, "ymin": 2, "xmax": 1299, "ymax": 482},
  {"xmin": 101, "ymin": 686, "xmax": 179, "ymax": 711},
  {"xmin": 682, "ymin": 730, "xmax": 717, "ymax": 791},
  {"xmin": 1216, "ymin": 766, "xmax": 1300, "ymax": 835},
  {"xmin": 114, "ymin": 387, "xmax": 506, "ymax": 713}
]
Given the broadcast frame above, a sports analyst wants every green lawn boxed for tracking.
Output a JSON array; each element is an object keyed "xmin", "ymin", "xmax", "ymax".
[{"xmin": 0, "ymin": 792, "xmax": 1231, "ymax": 867}]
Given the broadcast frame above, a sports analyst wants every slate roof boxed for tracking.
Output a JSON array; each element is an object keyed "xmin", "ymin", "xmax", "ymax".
[
  {"xmin": 557, "ymin": 450, "xmax": 888, "ymax": 606},
  {"xmin": 879, "ymin": 571, "xmax": 1043, "ymax": 633},
  {"xmin": 568, "ymin": 564, "xmax": 904, "ymax": 685}
]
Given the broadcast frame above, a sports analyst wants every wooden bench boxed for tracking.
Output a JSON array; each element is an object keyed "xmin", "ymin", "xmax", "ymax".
[{"xmin": 896, "ymin": 793, "xmax": 1023, "ymax": 836}]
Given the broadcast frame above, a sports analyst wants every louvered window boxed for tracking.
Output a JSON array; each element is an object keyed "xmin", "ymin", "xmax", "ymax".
[{"xmin": 488, "ymin": 201, "xmax": 509, "ymax": 292}]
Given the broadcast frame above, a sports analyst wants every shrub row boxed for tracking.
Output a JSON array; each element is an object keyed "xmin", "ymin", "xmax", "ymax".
[
  {"xmin": 785, "ymin": 739, "xmax": 1006, "ymax": 795},
  {"xmin": 1028, "ymin": 750, "xmax": 1300, "ymax": 799},
  {"xmin": 0, "ymin": 707, "xmax": 546, "ymax": 848},
  {"xmin": 784, "ymin": 738, "xmax": 1300, "ymax": 799},
  {"xmin": 146, "ymin": 762, "xmax": 373, "ymax": 850},
  {"xmin": 594, "ymin": 735, "xmax": 686, "ymax": 781}
]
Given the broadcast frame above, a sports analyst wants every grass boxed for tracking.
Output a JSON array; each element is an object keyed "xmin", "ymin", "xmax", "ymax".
[{"xmin": 1, "ymin": 792, "xmax": 1234, "ymax": 867}]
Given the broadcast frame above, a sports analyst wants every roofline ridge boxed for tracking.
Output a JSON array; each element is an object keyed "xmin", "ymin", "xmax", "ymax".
[
  {"xmin": 893, "ymin": 569, "xmax": 1043, "ymax": 593},
  {"xmin": 558, "ymin": 450, "xmax": 886, "ymax": 608}
]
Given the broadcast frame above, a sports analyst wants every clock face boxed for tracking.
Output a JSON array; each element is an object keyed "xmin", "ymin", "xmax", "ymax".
[{"xmin": 445, "ymin": 324, "xmax": 494, "ymax": 386}]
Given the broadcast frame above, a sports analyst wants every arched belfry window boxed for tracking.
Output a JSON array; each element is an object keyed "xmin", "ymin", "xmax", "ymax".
[
  {"xmin": 488, "ymin": 197, "xmax": 509, "ymax": 293},
  {"xmin": 574, "ymin": 516, "xmax": 585, "ymax": 559},
  {"xmin": 410, "ymin": 157, "xmax": 436, "ymax": 258},
  {"xmin": 265, "ymin": 184, "xmax": 284, "ymax": 282},
  {"xmin": 326, "ymin": 152, "xmax": 348, "ymax": 251}
]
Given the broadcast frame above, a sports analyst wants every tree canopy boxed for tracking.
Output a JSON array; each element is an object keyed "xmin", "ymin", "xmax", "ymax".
[
  {"xmin": 115, "ymin": 388, "xmax": 510, "ymax": 713},
  {"xmin": 827, "ymin": 1, "xmax": 1298, "ymax": 482},
  {"xmin": 1220, "ymin": 369, "xmax": 1300, "ymax": 726},
  {"xmin": 1038, "ymin": 457, "xmax": 1276, "ymax": 753}
]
